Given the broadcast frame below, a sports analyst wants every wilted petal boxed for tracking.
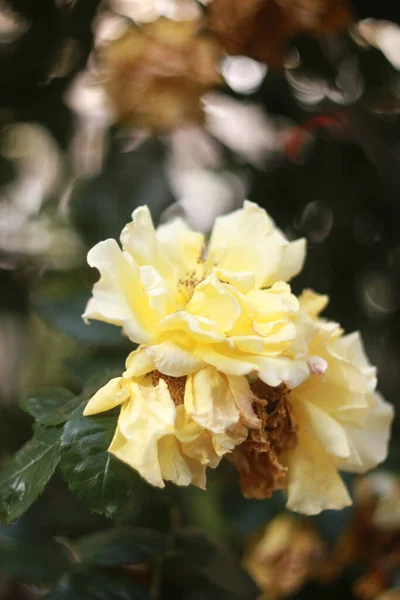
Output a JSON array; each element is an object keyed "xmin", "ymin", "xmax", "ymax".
[
  {"xmin": 226, "ymin": 374, "xmax": 260, "ymax": 428},
  {"xmin": 185, "ymin": 367, "xmax": 240, "ymax": 433}
]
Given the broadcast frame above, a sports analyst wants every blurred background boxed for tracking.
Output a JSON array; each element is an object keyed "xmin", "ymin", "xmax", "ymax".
[{"xmin": 0, "ymin": 0, "xmax": 399, "ymax": 598}]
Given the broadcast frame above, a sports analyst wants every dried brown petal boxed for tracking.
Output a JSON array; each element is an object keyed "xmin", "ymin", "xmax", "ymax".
[
  {"xmin": 230, "ymin": 381, "xmax": 297, "ymax": 499},
  {"xmin": 152, "ymin": 370, "xmax": 187, "ymax": 405},
  {"xmin": 101, "ymin": 18, "xmax": 222, "ymax": 130},
  {"xmin": 244, "ymin": 515, "xmax": 327, "ymax": 599}
]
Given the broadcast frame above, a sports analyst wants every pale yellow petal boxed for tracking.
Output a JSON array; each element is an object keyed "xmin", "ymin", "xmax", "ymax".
[
  {"xmin": 213, "ymin": 268, "xmax": 255, "ymax": 294},
  {"xmin": 299, "ymin": 289, "xmax": 329, "ymax": 319},
  {"xmin": 158, "ymin": 435, "xmax": 195, "ymax": 487},
  {"xmin": 206, "ymin": 201, "xmax": 305, "ymax": 288},
  {"xmin": 139, "ymin": 265, "xmax": 175, "ymax": 315},
  {"xmin": 206, "ymin": 201, "xmax": 284, "ymax": 288},
  {"xmin": 83, "ymin": 377, "xmax": 129, "ymax": 416},
  {"xmin": 159, "ymin": 311, "xmax": 225, "ymax": 343},
  {"xmin": 302, "ymin": 400, "xmax": 351, "ymax": 459},
  {"xmin": 273, "ymin": 237, "xmax": 306, "ymax": 284},
  {"xmin": 83, "ymin": 239, "xmax": 156, "ymax": 344},
  {"xmin": 156, "ymin": 217, "xmax": 205, "ymax": 284},
  {"xmin": 120, "ymin": 206, "xmax": 172, "ymax": 283},
  {"xmin": 108, "ymin": 378, "xmax": 177, "ymax": 487},
  {"xmin": 124, "ymin": 348, "xmax": 154, "ymax": 378},
  {"xmin": 253, "ymin": 355, "xmax": 310, "ymax": 389},
  {"xmin": 186, "ymin": 274, "xmax": 241, "ymax": 333},
  {"xmin": 248, "ymin": 282, "xmax": 299, "ymax": 320},
  {"xmin": 229, "ymin": 335, "xmax": 266, "ymax": 354},
  {"xmin": 194, "ymin": 343, "xmax": 257, "ymax": 376},
  {"xmin": 339, "ymin": 392, "xmax": 394, "ymax": 474},
  {"xmin": 146, "ymin": 341, "xmax": 206, "ymax": 376},
  {"xmin": 184, "ymin": 367, "xmax": 240, "ymax": 433},
  {"xmin": 329, "ymin": 332, "xmax": 377, "ymax": 392},
  {"xmin": 109, "ymin": 424, "xmax": 164, "ymax": 488},
  {"xmin": 284, "ymin": 430, "xmax": 352, "ymax": 515}
]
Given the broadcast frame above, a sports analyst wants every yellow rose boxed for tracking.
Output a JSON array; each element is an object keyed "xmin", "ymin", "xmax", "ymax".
[
  {"xmin": 82, "ymin": 202, "xmax": 393, "ymax": 511},
  {"xmin": 83, "ymin": 201, "xmax": 310, "ymax": 389}
]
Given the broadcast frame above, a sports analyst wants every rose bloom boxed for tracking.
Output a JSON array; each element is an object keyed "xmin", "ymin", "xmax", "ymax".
[
  {"xmin": 83, "ymin": 201, "xmax": 393, "ymax": 514},
  {"xmin": 100, "ymin": 17, "xmax": 222, "ymax": 131}
]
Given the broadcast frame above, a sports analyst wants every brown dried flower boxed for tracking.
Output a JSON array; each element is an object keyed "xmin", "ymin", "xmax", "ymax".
[
  {"xmin": 207, "ymin": 0, "xmax": 352, "ymax": 68},
  {"xmin": 244, "ymin": 514, "xmax": 326, "ymax": 599},
  {"xmin": 101, "ymin": 18, "xmax": 222, "ymax": 130},
  {"xmin": 229, "ymin": 381, "xmax": 297, "ymax": 499}
]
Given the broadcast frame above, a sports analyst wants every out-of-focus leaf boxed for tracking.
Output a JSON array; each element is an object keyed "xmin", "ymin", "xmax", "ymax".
[
  {"xmin": 44, "ymin": 569, "xmax": 150, "ymax": 600},
  {"xmin": 70, "ymin": 135, "xmax": 175, "ymax": 248},
  {"xmin": 0, "ymin": 529, "xmax": 70, "ymax": 583},
  {"xmin": 162, "ymin": 529, "xmax": 259, "ymax": 600},
  {"xmin": 21, "ymin": 388, "xmax": 82, "ymax": 426},
  {"xmin": 60, "ymin": 403, "xmax": 138, "ymax": 518},
  {"xmin": 76, "ymin": 527, "xmax": 166, "ymax": 566},
  {"xmin": 33, "ymin": 294, "xmax": 127, "ymax": 346},
  {"xmin": 0, "ymin": 426, "xmax": 62, "ymax": 524}
]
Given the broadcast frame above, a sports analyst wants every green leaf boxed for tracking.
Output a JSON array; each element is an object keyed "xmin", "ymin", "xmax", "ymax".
[
  {"xmin": 60, "ymin": 403, "xmax": 138, "ymax": 518},
  {"xmin": 76, "ymin": 527, "xmax": 166, "ymax": 566},
  {"xmin": 0, "ymin": 530, "xmax": 70, "ymax": 583},
  {"xmin": 162, "ymin": 530, "xmax": 259, "ymax": 600},
  {"xmin": 21, "ymin": 388, "xmax": 82, "ymax": 426},
  {"xmin": 44, "ymin": 569, "xmax": 150, "ymax": 600},
  {"xmin": 0, "ymin": 426, "xmax": 62, "ymax": 524}
]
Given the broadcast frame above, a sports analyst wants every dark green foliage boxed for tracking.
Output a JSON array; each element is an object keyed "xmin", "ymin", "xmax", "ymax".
[
  {"xmin": 0, "ymin": 530, "xmax": 70, "ymax": 584},
  {"xmin": 0, "ymin": 426, "xmax": 62, "ymax": 525},
  {"xmin": 43, "ymin": 570, "xmax": 151, "ymax": 600},
  {"xmin": 21, "ymin": 388, "xmax": 82, "ymax": 426},
  {"xmin": 161, "ymin": 530, "xmax": 259, "ymax": 600},
  {"xmin": 76, "ymin": 527, "xmax": 166, "ymax": 566},
  {"xmin": 60, "ymin": 403, "xmax": 138, "ymax": 517}
]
